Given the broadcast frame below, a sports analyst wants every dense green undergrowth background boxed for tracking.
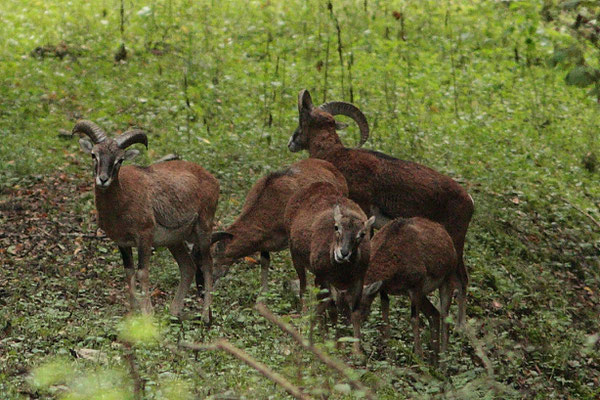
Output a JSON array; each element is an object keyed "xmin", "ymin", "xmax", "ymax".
[{"xmin": 0, "ymin": 0, "xmax": 599, "ymax": 399}]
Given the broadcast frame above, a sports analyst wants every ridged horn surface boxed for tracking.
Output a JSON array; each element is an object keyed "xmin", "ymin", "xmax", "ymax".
[
  {"xmin": 318, "ymin": 102, "xmax": 369, "ymax": 147},
  {"xmin": 72, "ymin": 120, "xmax": 108, "ymax": 144},
  {"xmin": 115, "ymin": 129, "xmax": 148, "ymax": 149}
]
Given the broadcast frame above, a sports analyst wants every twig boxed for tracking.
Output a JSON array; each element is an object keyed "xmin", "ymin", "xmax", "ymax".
[
  {"xmin": 462, "ymin": 322, "xmax": 495, "ymax": 379},
  {"xmin": 561, "ymin": 196, "xmax": 600, "ymax": 230},
  {"xmin": 255, "ymin": 302, "xmax": 375, "ymax": 400},
  {"xmin": 445, "ymin": 7, "xmax": 459, "ymax": 118},
  {"xmin": 122, "ymin": 341, "xmax": 143, "ymax": 400},
  {"xmin": 323, "ymin": 36, "xmax": 330, "ymax": 102},
  {"xmin": 180, "ymin": 340, "xmax": 312, "ymax": 400},
  {"xmin": 328, "ymin": 1, "xmax": 345, "ymax": 98}
]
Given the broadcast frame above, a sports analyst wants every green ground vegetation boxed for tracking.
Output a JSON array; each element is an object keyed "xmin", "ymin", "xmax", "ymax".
[{"xmin": 0, "ymin": 0, "xmax": 599, "ymax": 399}]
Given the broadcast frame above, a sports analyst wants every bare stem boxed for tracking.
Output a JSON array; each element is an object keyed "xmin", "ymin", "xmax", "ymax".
[
  {"xmin": 255, "ymin": 302, "xmax": 375, "ymax": 400},
  {"xmin": 122, "ymin": 342, "xmax": 143, "ymax": 400}
]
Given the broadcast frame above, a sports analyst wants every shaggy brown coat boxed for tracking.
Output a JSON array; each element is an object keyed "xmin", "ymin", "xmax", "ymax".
[
  {"xmin": 285, "ymin": 181, "xmax": 374, "ymax": 353},
  {"xmin": 359, "ymin": 217, "xmax": 460, "ymax": 361},
  {"xmin": 289, "ymin": 90, "xmax": 473, "ymax": 325}
]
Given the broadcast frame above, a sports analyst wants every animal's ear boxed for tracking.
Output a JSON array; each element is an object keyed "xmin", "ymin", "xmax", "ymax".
[
  {"xmin": 333, "ymin": 204, "xmax": 342, "ymax": 225},
  {"xmin": 364, "ymin": 216, "xmax": 376, "ymax": 232},
  {"xmin": 211, "ymin": 231, "xmax": 234, "ymax": 245},
  {"xmin": 124, "ymin": 149, "xmax": 140, "ymax": 161},
  {"xmin": 363, "ymin": 281, "xmax": 383, "ymax": 297},
  {"xmin": 298, "ymin": 89, "xmax": 314, "ymax": 113},
  {"xmin": 79, "ymin": 138, "xmax": 93, "ymax": 153},
  {"xmin": 334, "ymin": 120, "xmax": 348, "ymax": 130}
]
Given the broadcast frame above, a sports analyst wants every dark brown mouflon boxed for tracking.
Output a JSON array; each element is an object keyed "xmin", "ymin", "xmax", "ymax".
[{"xmin": 288, "ymin": 89, "xmax": 473, "ymax": 326}]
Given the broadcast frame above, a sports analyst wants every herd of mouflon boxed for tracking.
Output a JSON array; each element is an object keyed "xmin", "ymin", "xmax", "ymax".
[{"xmin": 73, "ymin": 89, "xmax": 474, "ymax": 363}]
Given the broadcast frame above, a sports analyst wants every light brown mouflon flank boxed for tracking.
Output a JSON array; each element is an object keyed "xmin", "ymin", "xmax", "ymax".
[
  {"xmin": 284, "ymin": 181, "xmax": 375, "ymax": 354},
  {"xmin": 288, "ymin": 89, "xmax": 472, "ymax": 326},
  {"xmin": 359, "ymin": 217, "xmax": 461, "ymax": 362},
  {"xmin": 74, "ymin": 120, "xmax": 219, "ymax": 322},
  {"xmin": 209, "ymin": 158, "xmax": 347, "ymax": 293}
]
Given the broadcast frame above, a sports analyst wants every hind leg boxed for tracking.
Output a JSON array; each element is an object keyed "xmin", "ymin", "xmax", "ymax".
[
  {"xmin": 380, "ymin": 291, "xmax": 391, "ymax": 338},
  {"xmin": 193, "ymin": 245, "xmax": 204, "ymax": 295},
  {"xmin": 455, "ymin": 274, "xmax": 467, "ymax": 329},
  {"xmin": 168, "ymin": 243, "xmax": 196, "ymax": 316},
  {"xmin": 135, "ymin": 237, "xmax": 154, "ymax": 314},
  {"xmin": 420, "ymin": 296, "xmax": 441, "ymax": 363},
  {"xmin": 439, "ymin": 280, "xmax": 453, "ymax": 353},
  {"xmin": 445, "ymin": 194, "xmax": 473, "ymax": 327}
]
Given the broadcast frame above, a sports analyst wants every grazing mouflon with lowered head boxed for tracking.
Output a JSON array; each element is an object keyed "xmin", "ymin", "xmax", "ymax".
[{"xmin": 209, "ymin": 158, "xmax": 347, "ymax": 292}]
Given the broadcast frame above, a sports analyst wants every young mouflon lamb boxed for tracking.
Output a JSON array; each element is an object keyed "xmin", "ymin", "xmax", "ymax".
[
  {"xmin": 74, "ymin": 120, "xmax": 219, "ymax": 321},
  {"xmin": 357, "ymin": 217, "xmax": 461, "ymax": 361},
  {"xmin": 284, "ymin": 182, "xmax": 374, "ymax": 353}
]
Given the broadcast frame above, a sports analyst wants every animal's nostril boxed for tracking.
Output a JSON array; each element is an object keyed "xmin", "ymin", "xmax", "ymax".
[
  {"xmin": 341, "ymin": 248, "xmax": 350, "ymax": 258},
  {"xmin": 99, "ymin": 175, "xmax": 109, "ymax": 183}
]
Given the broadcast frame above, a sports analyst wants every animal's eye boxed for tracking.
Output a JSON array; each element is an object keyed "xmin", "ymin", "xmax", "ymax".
[
  {"xmin": 334, "ymin": 225, "xmax": 339, "ymax": 232},
  {"xmin": 91, "ymin": 153, "xmax": 97, "ymax": 160}
]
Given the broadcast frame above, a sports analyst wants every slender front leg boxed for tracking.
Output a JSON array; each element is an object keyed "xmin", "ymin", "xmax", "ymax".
[
  {"xmin": 290, "ymin": 252, "xmax": 307, "ymax": 312},
  {"xmin": 119, "ymin": 246, "xmax": 139, "ymax": 312},
  {"xmin": 348, "ymin": 280, "xmax": 365, "ymax": 356},
  {"xmin": 193, "ymin": 244, "xmax": 204, "ymax": 295},
  {"xmin": 194, "ymin": 226, "xmax": 213, "ymax": 324},
  {"xmin": 408, "ymin": 292, "xmax": 423, "ymax": 359},
  {"xmin": 136, "ymin": 239, "xmax": 154, "ymax": 314},
  {"xmin": 380, "ymin": 291, "xmax": 391, "ymax": 339},
  {"xmin": 168, "ymin": 243, "xmax": 196, "ymax": 316},
  {"xmin": 260, "ymin": 251, "xmax": 270, "ymax": 293},
  {"xmin": 310, "ymin": 279, "xmax": 331, "ymax": 344}
]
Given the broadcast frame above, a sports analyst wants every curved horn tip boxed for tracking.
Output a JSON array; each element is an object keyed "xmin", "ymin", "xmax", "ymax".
[{"xmin": 211, "ymin": 231, "xmax": 234, "ymax": 245}]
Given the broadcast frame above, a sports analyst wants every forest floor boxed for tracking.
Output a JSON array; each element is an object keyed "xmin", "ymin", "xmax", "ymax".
[{"xmin": 1, "ymin": 0, "xmax": 600, "ymax": 399}]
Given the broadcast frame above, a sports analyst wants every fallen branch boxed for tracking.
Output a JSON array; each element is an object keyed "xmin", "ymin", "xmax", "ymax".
[
  {"xmin": 255, "ymin": 302, "xmax": 374, "ymax": 400},
  {"xmin": 180, "ymin": 339, "xmax": 312, "ymax": 400},
  {"xmin": 560, "ymin": 196, "xmax": 600, "ymax": 230}
]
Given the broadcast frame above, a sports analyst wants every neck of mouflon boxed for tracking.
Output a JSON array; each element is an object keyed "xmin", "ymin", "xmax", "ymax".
[{"xmin": 308, "ymin": 128, "xmax": 344, "ymax": 159}]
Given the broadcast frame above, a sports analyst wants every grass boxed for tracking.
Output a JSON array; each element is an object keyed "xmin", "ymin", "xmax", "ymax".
[{"xmin": 0, "ymin": 0, "xmax": 599, "ymax": 399}]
